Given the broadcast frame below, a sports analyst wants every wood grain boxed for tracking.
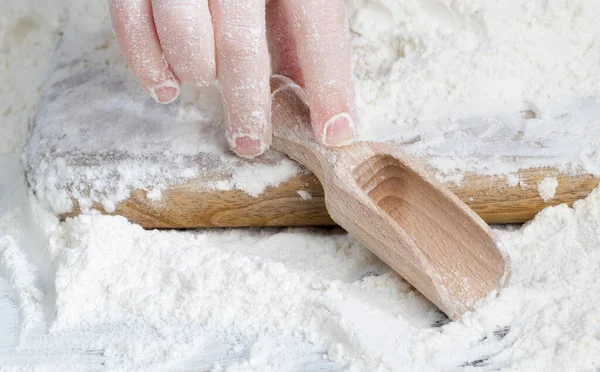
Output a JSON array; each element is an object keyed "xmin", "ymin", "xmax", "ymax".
[
  {"xmin": 452, "ymin": 168, "xmax": 599, "ymax": 224},
  {"xmin": 61, "ymin": 166, "xmax": 599, "ymax": 228},
  {"xmin": 63, "ymin": 172, "xmax": 333, "ymax": 228}
]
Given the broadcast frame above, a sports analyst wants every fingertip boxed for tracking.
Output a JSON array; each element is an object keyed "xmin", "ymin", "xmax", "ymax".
[
  {"xmin": 320, "ymin": 113, "xmax": 356, "ymax": 147},
  {"xmin": 211, "ymin": 0, "xmax": 271, "ymax": 158},
  {"xmin": 229, "ymin": 132, "xmax": 271, "ymax": 158},
  {"xmin": 270, "ymin": 76, "xmax": 356, "ymax": 147},
  {"xmin": 285, "ymin": 0, "xmax": 357, "ymax": 146},
  {"xmin": 232, "ymin": 135, "xmax": 266, "ymax": 158},
  {"xmin": 109, "ymin": 0, "xmax": 182, "ymax": 105},
  {"xmin": 223, "ymin": 98, "xmax": 273, "ymax": 158},
  {"xmin": 148, "ymin": 80, "xmax": 181, "ymax": 104}
]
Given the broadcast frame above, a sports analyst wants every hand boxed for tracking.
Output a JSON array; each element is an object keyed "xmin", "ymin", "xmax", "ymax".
[{"xmin": 109, "ymin": 0, "xmax": 357, "ymax": 158}]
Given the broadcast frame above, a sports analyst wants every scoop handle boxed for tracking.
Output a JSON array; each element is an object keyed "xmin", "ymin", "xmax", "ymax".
[{"xmin": 270, "ymin": 76, "xmax": 336, "ymax": 183}]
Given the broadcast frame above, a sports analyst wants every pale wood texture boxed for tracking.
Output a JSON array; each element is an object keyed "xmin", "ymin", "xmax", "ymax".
[
  {"xmin": 61, "ymin": 166, "xmax": 599, "ymax": 227},
  {"xmin": 268, "ymin": 76, "xmax": 509, "ymax": 319},
  {"xmin": 452, "ymin": 169, "xmax": 599, "ymax": 224}
]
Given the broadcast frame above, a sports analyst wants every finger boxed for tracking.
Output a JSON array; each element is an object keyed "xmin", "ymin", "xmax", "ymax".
[
  {"xmin": 151, "ymin": 0, "xmax": 216, "ymax": 86},
  {"xmin": 109, "ymin": 0, "xmax": 180, "ymax": 104},
  {"xmin": 286, "ymin": 0, "xmax": 357, "ymax": 146},
  {"xmin": 266, "ymin": 0, "xmax": 303, "ymax": 86},
  {"xmin": 210, "ymin": 0, "xmax": 271, "ymax": 158}
]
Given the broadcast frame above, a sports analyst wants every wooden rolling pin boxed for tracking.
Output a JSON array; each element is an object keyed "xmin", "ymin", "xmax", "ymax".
[{"xmin": 61, "ymin": 155, "xmax": 599, "ymax": 229}]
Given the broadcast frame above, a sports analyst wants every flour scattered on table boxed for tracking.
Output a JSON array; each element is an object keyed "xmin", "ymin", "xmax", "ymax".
[
  {"xmin": 3, "ymin": 179, "xmax": 600, "ymax": 370},
  {"xmin": 537, "ymin": 177, "xmax": 559, "ymax": 202},
  {"xmin": 351, "ymin": 0, "xmax": 600, "ymax": 178}
]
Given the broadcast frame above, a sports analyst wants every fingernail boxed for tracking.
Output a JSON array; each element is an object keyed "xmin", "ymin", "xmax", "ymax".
[
  {"xmin": 322, "ymin": 113, "xmax": 356, "ymax": 146},
  {"xmin": 149, "ymin": 82, "xmax": 180, "ymax": 104},
  {"xmin": 232, "ymin": 134, "xmax": 266, "ymax": 158}
]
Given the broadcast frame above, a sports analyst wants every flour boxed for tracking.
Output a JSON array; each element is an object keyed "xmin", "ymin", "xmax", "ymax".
[
  {"xmin": 2, "ymin": 0, "xmax": 600, "ymax": 371},
  {"xmin": 226, "ymin": 161, "xmax": 302, "ymax": 198},
  {"xmin": 3, "ymin": 188, "xmax": 600, "ymax": 370},
  {"xmin": 145, "ymin": 187, "xmax": 163, "ymax": 202},
  {"xmin": 350, "ymin": 0, "xmax": 600, "ymax": 125},
  {"xmin": 506, "ymin": 174, "xmax": 520, "ymax": 188},
  {"xmin": 537, "ymin": 177, "xmax": 559, "ymax": 202},
  {"xmin": 0, "ymin": 3, "xmax": 66, "ymax": 155},
  {"xmin": 297, "ymin": 190, "xmax": 312, "ymax": 201},
  {"xmin": 350, "ymin": 0, "xmax": 600, "ymax": 178}
]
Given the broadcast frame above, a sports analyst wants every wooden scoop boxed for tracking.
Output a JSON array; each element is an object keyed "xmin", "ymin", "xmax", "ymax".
[{"xmin": 270, "ymin": 76, "xmax": 510, "ymax": 319}]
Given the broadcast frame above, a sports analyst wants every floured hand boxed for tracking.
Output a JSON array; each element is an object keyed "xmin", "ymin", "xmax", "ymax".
[{"xmin": 108, "ymin": 0, "xmax": 357, "ymax": 157}]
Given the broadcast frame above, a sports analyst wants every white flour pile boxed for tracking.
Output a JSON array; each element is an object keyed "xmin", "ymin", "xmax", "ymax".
[
  {"xmin": 350, "ymin": 0, "xmax": 600, "ymax": 178},
  {"xmin": 350, "ymin": 0, "xmax": 600, "ymax": 126},
  {"xmin": 1, "ymin": 0, "xmax": 600, "ymax": 371}
]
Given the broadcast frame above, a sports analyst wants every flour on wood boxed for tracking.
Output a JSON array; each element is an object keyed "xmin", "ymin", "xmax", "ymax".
[
  {"xmin": 506, "ymin": 174, "xmax": 520, "ymax": 188},
  {"xmin": 297, "ymin": 190, "xmax": 312, "ymax": 200},
  {"xmin": 537, "ymin": 177, "xmax": 559, "ymax": 202}
]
